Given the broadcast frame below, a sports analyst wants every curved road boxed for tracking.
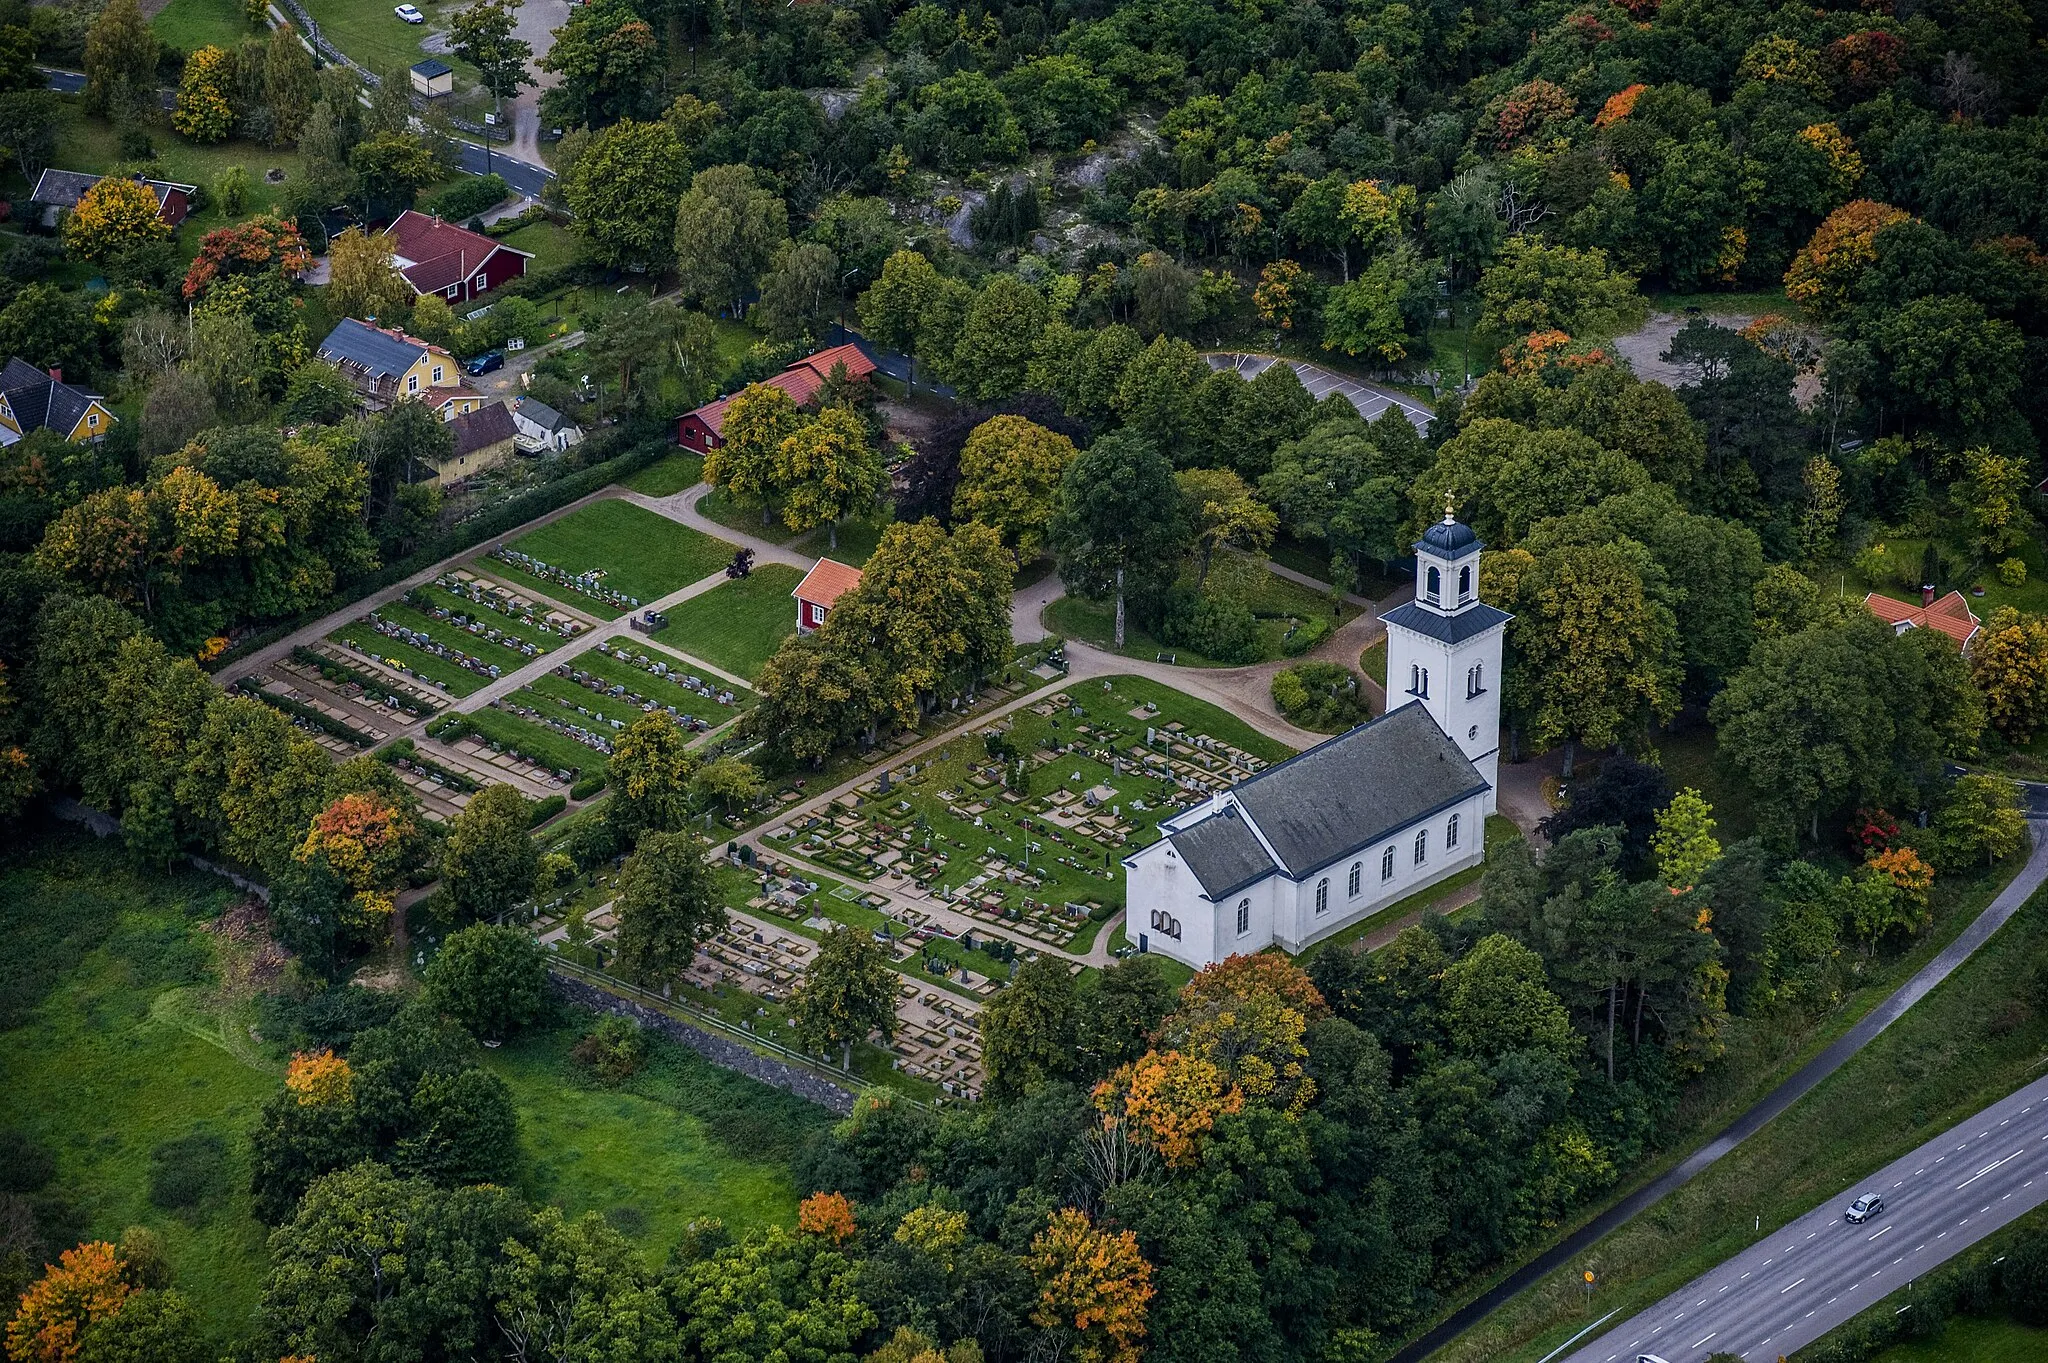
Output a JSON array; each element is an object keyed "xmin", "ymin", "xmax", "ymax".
[
  {"xmin": 1560, "ymin": 1072, "xmax": 2048, "ymax": 1363},
  {"xmin": 1393, "ymin": 819, "xmax": 2048, "ymax": 1363}
]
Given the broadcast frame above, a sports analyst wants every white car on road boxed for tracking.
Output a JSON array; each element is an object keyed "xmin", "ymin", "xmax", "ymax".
[{"xmin": 394, "ymin": 4, "xmax": 425, "ymax": 21}]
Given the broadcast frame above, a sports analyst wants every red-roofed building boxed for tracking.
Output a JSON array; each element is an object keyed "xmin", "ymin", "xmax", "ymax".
[
  {"xmin": 677, "ymin": 343, "xmax": 879, "ymax": 452},
  {"xmin": 792, "ymin": 558, "xmax": 863, "ymax": 631},
  {"xmin": 1864, "ymin": 589, "xmax": 1982, "ymax": 650},
  {"xmin": 380, "ymin": 210, "xmax": 532, "ymax": 305}
]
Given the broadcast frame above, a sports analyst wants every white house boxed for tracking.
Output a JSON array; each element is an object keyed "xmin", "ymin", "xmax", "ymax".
[
  {"xmin": 1123, "ymin": 509, "xmax": 1510, "ymax": 969},
  {"xmin": 512, "ymin": 396, "xmax": 582, "ymax": 453}
]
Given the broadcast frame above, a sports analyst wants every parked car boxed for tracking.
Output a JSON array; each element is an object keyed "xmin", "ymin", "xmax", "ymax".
[
  {"xmin": 394, "ymin": 4, "xmax": 425, "ymax": 21},
  {"xmin": 1846, "ymin": 1192, "xmax": 1885, "ymax": 1223},
  {"xmin": 466, "ymin": 350, "xmax": 505, "ymax": 376}
]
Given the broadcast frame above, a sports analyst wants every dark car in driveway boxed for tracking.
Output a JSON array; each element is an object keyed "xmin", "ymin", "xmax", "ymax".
[{"xmin": 466, "ymin": 350, "xmax": 505, "ymax": 376}]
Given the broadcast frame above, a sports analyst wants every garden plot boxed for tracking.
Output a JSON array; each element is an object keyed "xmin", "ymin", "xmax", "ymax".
[
  {"xmin": 489, "ymin": 500, "xmax": 735, "ymax": 620},
  {"xmin": 763, "ymin": 677, "xmax": 1292, "ymax": 948}
]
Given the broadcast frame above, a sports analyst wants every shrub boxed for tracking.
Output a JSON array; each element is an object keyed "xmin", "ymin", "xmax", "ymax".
[
  {"xmin": 1160, "ymin": 589, "xmax": 1262, "ymax": 663},
  {"xmin": 1280, "ymin": 615, "xmax": 1332, "ymax": 656},
  {"xmin": 570, "ymin": 1014, "xmax": 645, "ymax": 1082},
  {"xmin": 423, "ymin": 174, "xmax": 511, "ymax": 223},
  {"xmin": 2000, "ymin": 557, "xmax": 2028, "ymax": 587},
  {"xmin": 528, "ymin": 794, "xmax": 567, "ymax": 827},
  {"xmin": 570, "ymin": 772, "xmax": 607, "ymax": 800},
  {"xmin": 1272, "ymin": 661, "xmax": 1369, "ymax": 732}
]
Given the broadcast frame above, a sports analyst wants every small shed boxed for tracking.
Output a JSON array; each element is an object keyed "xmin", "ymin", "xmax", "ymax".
[
  {"xmin": 792, "ymin": 559, "xmax": 863, "ymax": 632},
  {"xmin": 409, "ymin": 59, "xmax": 454, "ymax": 98}
]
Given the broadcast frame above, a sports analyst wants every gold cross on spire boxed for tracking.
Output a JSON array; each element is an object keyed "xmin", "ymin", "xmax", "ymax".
[{"xmin": 1443, "ymin": 492, "xmax": 1456, "ymax": 525}]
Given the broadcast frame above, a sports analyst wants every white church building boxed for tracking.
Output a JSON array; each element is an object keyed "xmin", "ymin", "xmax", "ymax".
[{"xmin": 1123, "ymin": 510, "xmax": 1511, "ymax": 968}]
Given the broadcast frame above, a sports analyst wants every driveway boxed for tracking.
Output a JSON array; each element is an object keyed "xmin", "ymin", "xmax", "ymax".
[{"xmin": 503, "ymin": 0, "xmax": 570, "ymax": 165}]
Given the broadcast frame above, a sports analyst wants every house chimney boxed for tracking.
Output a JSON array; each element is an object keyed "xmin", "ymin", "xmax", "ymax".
[
  {"xmin": 46, "ymin": 367, "xmax": 59, "ymax": 383},
  {"xmin": 1922, "ymin": 583, "xmax": 1936, "ymax": 606}
]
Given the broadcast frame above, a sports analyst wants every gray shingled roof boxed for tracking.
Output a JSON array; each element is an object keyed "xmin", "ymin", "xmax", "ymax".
[
  {"xmin": 1381, "ymin": 600, "xmax": 1512, "ymax": 645},
  {"xmin": 517, "ymin": 397, "xmax": 572, "ymax": 431},
  {"xmin": 1229, "ymin": 702, "xmax": 1487, "ymax": 878},
  {"xmin": 317, "ymin": 318, "xmax": 426, "ymax": 380},
  {"xmin": 28, "ymin": 169, "xmax": 101, "ymax": 209},
  {"xmin": 0, "ymin": 356, "xmax": 96, "ymax": 435},
  {"xmin": 1167, "ymin": 805, "xmax": 1277, "ymax": 899}
]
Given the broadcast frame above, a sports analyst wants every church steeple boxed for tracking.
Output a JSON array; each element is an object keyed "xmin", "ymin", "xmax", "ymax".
[{"xmin": 1412, "ymin": 496, "xmax": 1481, "ymax": 617}]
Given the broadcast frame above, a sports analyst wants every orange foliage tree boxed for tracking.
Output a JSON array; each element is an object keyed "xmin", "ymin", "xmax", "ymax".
[
  {"xmin": 296, "ymin": 791, "xmax": 416, "ymax": 936},
  {"xmin": 5, "ymin": 1242, "xmax": 131, "ymax": 1363},
  {"xmin": 797, "ymin": 1191, "xmax": 859, "ymax": 1244},
  {"xmin": 1594, "ymin": 83, "xmax": 1646, "ymax": 128},
  {"xmin": 1253, "ymin": 259, "xmax": 1307, "ymax": 331},
  {"xmin": 1783, "ymin": 200, "xmax": 1910, "ymax": 319},
  {"xmin": 1492, "ymin": 79, "xmax": 1574, "ymax": 148},
  {"xmin": 1093, "ymin": 1049, "xmax": 1245, "ymax": 1169},
  {"xmin": 1027, "ymin": 1209, "xmax": 1154, "ymax": 1363},
  {"xmin": 284, "ymin": 1048, "xmax": 355, "ymax": 1106},
  {"xmin": 1867, "ymin": 846, "xmax": 1934, "ymax": 907},
  {"xmin": 181, "ymin": 215, "xmax": 313, "ymax": 301},
  {"xmin": 1164, "ymin": 953, "xmax": 1330, "ymax": 1114}
]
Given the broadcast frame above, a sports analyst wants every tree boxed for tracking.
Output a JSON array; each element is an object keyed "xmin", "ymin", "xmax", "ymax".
[
  {"xmin": 1652, "ymin": 789, "xmax": 1721, "ymax": 892},
  {"xmin": 1971, "ymin": 607, "xmax": 2048, "ymax": 742},
  {"xmin": 177, "ymin": 695, "xmax": 332, "ymax": 879},
  {"xmin": 491, "ymin": 1208, "xmax": 676, "ymax": 1363},
  {"xmin": 585, "ymin": 301, "xmax": 680, "ymax": 410},
  {"xmin": 673, "ymin": 164, "xmax": 789, "ymax": 317},
  {"xmin": 691, "ymin": 755, "xmax": 763, "ymax": 816},
  {"xmin": 1321, "ymin": 263, "xmax": 1412, "ymax": 363},
  {"xmin": 324, "ymin": 226, "xmax": 412, "ymax": 323},
  {"xmin": 667, "ymin": 1227, "xmax": 877, "ymax": 1363},
  {"xmin": 1784, "ymin": 200, "xmax": 1911, "ymax": 320},
  {"xmin": 605, "ymin": 711, "xmax": 699, "ymax": 840},
  {"xmin": 1949, "ymin": 446, "xmax": 2036, "ymax": 559},
  {"xmin": 1027, "ymin": 1208, "xmax": 1154, "ymax": 1363},
  {"xmin": 612, "ymin": 830, "xmax": 723, "ymax": 984},
  {"xmin": 1477, "ymin": 238, "xmax": 1642, "ymax": 337},
  {"xmin": 1050, "ymin": 432, "xmax": 1187, "ymax": 647},
  {"xmin": 858, "ymin": 249, "xmax": 947, "ymax": 367},
  {"xmin": 181, "ymin": 215, "xmax": 312, "ymax": 302},
  {"xmin": 77, "ymin": 1289, "xmax": 209, "ymax": 1363},
  {"xmin": 981, "ymin": 953, "xmax": 1079, "ymax": 1100},
  {"xmin": 790, "ymin": 925, "xmax": 897, "ymax": 1069},
  {"xmin": 449, "ymin": 0, "xmax": 532, "ymax": 119},
  {"xmin": 755, "ymin": 241, "xmax": 842, "ymax": 342},
  {"xmin": 82, "ymin": 0, "xmax": 158, "ymax": 119},
  {"xmin": 953, "ymin": 415, "xmax": 1078, "ymax": 563},
  {"xmin": 171, "ymin": 45, "xmax": 235, "ymax": 143},
  {"xmin": 565, "ymin": 119, "xmax": 689, "ymax": 270},
  {"xmin": 1863, "ymin": 295, "xmax": 2023, "ymax": 438},
  {"xmin": 1931, "ymin": 773, "xmax": 2027, "ymax": 870},
  {"xmin": 1438, "ymin": 934, "xmax": 1579, "ymax": 1064},
  {"xmin": 774, "ymin": 405, "xmax": 884, "ymax": 547},
  {"xmin": 952, "ymin": 275, "xmax": 1051, "ymax": 401},
  {"xmin": 1080, "ymin": 956, "xmax": 1176, "ymax": 1076},
  {"xmin": 349, "ymin": 132, "xmax": 444, "ymax": 219},
  {"xmin": 1175, "ymin": 468, "xmax": 1276, "ymax": 588},
  {"xmin": 441, "ymin": 783, "xmax": 540, "ymax": 920},
  {"xmin": 61, "ymin": 176, "xmax": 171, "ymax": 263},
  {"xmin": 6, "ymin": 1241, "xmax": 130, "ymax": 1363},
  {"xmin": 538, "ymin": 0, "xmax": 661, "ymax": 127},
  {"xmin": 425, "ymin": 923, "xmax": 548, "ymax": 1042},
  {"xmin": 1111, "ymin": 336, "xmax": 1208, "ymax": 454},
  {"xmin": 262, "ymin": 24, "xmax": 318, "ymax": 145}
]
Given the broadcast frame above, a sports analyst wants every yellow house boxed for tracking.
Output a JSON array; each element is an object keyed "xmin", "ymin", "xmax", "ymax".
[
  {"xmin": 315, "ymin": 318, "xmax": 484, "ymax": 416},
  {"xmin": 0, "ymin": 357, "xmax": 116, "ymax": 444}
]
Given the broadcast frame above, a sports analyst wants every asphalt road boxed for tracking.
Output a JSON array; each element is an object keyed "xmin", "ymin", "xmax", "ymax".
[
  {"xmin": 1560, "ymin": 1073, "xmax": 2048, "ymax": 1363},
  {"xmin": 454, "ymin": 141, "xmax": 553, "ymax": 198}
]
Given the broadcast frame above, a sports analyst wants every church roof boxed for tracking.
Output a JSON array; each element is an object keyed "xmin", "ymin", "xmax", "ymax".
[
  {"xmin": 1167, "ymin": 805, "xmax": 1277, "ymax": 899},
  {"xmin": 1416, "ymin": 516, "xmax": 1481, "ymax": 559},
  {"xmin": 1381, "ymin": 599, "xmax": 1513, "ymax": 644}
]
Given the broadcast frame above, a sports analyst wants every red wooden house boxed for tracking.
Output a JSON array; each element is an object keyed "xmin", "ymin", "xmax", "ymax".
[
  {"xmin": 676, "ymin": 342, "xmax": 878, "ymax": 453},
  {"xmin": 792, "ymin": 559, "xmax": 863, "ymax": 632},
  {"xmin": 381, "ymin": 210, "xmax": 532, "ymax": 306}
]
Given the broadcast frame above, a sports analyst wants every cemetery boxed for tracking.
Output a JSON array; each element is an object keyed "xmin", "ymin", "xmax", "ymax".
[
  {"xmin": 328, "ymin": 597, "xmax": 537, "ymax": 697},
  {"xmin": 764, "ymin": 675, "xmax": 1294, "ymax": 951},
  {"xmin": 489, "ymin": 499, "xmax": 736, "ymax": 619},
  {"xmin": 650, "ymin": 562, "xmax": 805, "ymax": 680}
]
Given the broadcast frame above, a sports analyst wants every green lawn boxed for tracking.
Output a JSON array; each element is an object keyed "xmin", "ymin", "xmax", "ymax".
[
  {"xmin": 151, "ymin": 0, "xmax": 253, "ymax": 53},
  {"xmin": 299, "ymin": 0, "xmax": 475, "ymax": 81},
  {"xmin": 1445, "ymin": 845, "xmax": 2048, "ymax": 1363},
  {"xmin": 621, "ymin": 453, "xmax": 704, "ymax": 497},
  {"xmin": 694, "ymin": 489, "xmax": 894, "ymax": 565},
  {"xmin": 0, "ymin": 834, "xmax": 275, "ymax": 1347},
  {"xmin": 1294, "ymin": 814, "xmax": 1520, "ymax": 961},
  {"xmin": 50, "ymin": 106, "xmax": 312, "ymax": 231},
  {"xmin": 1360, "ymin": 638, "xmax": 1387, "ymax": 686},
  {"xmin": 653, "ymin": 563, "xmax": 803, "ymax": 681},
  {"xmin": 481, "ymin": 1024, "xmax": 816, "ymax": 1257},
  {"xmin": 570, "ymin": 644, "xmax": 753, "ymax": 720},
  {"xmin": 1827, "ymin": 532, "xmax": 2048, "ymax": 622},
  {"xmin": 1656, "ymin": 723, "xmax": 1755, "ymax": 841},
  {"xmin": 498, "ymin": 219, "xmax": 579, "ymax": 272},
  {"xmin": 329, "ymin": 619, "xmax": 490, "ymax": 697},
  {"xmin": 1047, "ymin": 564, "xmax": 1354, "ymax": 667},
  {"xmin": 455, "ymin": 701, "xmax": 610, "ymax": 781},
  {"xmin": 507, "ymin": 500, "xmax": 735, "ymax": 607}
]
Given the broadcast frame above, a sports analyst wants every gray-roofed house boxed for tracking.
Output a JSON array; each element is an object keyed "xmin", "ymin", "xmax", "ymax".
[
  {"xmin": 28, "ymin": 169, "xmax": 197, "ymax": 230},
  {"xmin": 0, "ymin": 357, "xmax": 116, "ymax": 445},
  {"xmin": 512, "ymin": 395, "xmax": 582, "ymax": 452},
  {"xmin": 1123, "ymin": 508, "xmax": 1508, "ymax": 967},
  {"xmin": 315, "ymin": 318, "xmax": 484, "ymax": 418}
]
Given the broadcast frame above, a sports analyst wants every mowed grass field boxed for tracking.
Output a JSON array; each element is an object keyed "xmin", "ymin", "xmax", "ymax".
[
  {"xmin": 507, "ymin": 500, "xmax": 735, "ymax": 607},
  {"xmin": 0, "ymin": 832, "xmax": 275, "ymax": 1344},
  {"xmin": 653, "ymin": 562, "xmax": 803, "ymax": 680},
  {"xmin": 621, "ymin": 453, "xmax": 704, "ymax": 497}
]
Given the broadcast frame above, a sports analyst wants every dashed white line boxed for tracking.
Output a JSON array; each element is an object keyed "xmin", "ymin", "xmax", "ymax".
[
  {"xmin": 1690, "ymin": 1332, "xmax": 1716, "ymax": 1350},
  {"xmin": 1780, "ymin": 1278, "xmax": 1806, "ymax": 1294}
]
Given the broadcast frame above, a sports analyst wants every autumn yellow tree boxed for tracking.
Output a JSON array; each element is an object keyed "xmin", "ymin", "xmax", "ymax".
[
  {"xmin": 1970, "ymin": 606, "xmax": 2048, "ymax": 742},
  {"xmin": 62, "ymin": 176, "xmax": 172, "ymax": 263},
  {"xmin": 1252, "ymin": 259, "xmax": 1307, "ymax": 330},
  {"xmin": 1783, "ymin": 200, "xmax": 1910, "ymax": 319},
  {"xmin": 953, "ymin": 414, "xmax": 1078, "ymax": 564},
  {"xmin": 296, "ymin": 791, "xmax": 418, "ymax": 938},
  {"xmin": 284, "ymin": 1048, "xmax": 355, "ymax": 1106},
  {"xmin": 1159, "ymin": 952, "xmax": 1328, "ymax": 1114},
  {"xmin": 774, "ymin": 405, "xmax": 884, "ymax": 548},
  {"xmin": 1339, "ymin": 179, "xmax": 1416, "ymax": 258},
  {"xmin": 1028, "ymin": 1209, "xmax": 1154, "ymax": 1363},
  {"xmin": 704, "ymin": 382, "xmax": 801, "ymax": 523},
  {"xmin": 6, "ymin": 1242, "xmax": 131, "ymax": 1363},
  {"xmin": 172, "ymin": 44, "xmax": 235, "ymax": 143},
  {"xmin": 325, "ymin": 226, "xmax": 414, "ymax": 323},
  {"xmin": 1092, "ymin": 1049, "xmax": 1244, "ymax": 1169},
  {"xmin": 1175, "ymin": 468, "xmax": 1277, "ymax": 588}
]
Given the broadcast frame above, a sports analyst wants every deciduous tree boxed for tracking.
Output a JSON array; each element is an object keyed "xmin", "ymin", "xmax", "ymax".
[
  {"xmin": 981, "ymin": 952, "xmax": 1079, "ymax": 1099},
  {"xmin": 673, "ymin": 164, "xmax": 789, "ymax": 318},
  {"xmin": 61, "ymin": 176, "xmax": 171, "ymax": 263},
  {"xmin": 324, "ymin": 226, "xmax": 412, "ymax": 323},
  {"xmin": 612, "ymin": 830, "xmax": 723, "ymax": 983},
  {"xmin": 605, "ymin": 710, "xmax": 700, "ymax": 840},
  {"xmin": 952, "ymin": 415, "xmax": 1078, "ymax": 563},
  {"xmin": 1050, "ymin": 432, "xmax": 1187, "ymax": 647},
  {"xmin": 440, "ymin": 782, "xmax": 539, "ymax": 920},
  {"xmin": 774, "ymin": 405, "xmax": 884, "ymax": 547},
  {"xmin": 790, "ymin": 925, "xmax": 897, "ymax": 1069},
  {"xmin": 1027, "ymin": 1208, "xmax": 1154, "ymax": 1363},
  {"xmin": 565, "ymin": 119, "xmax": 689, "ymax": 270},
  {"xmin": 424, "ymin": 923, "xmax": 548, "ymax": 1042}
]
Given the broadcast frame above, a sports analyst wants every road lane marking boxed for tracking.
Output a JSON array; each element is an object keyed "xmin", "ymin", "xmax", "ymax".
[
  {"xmin": 1781, "ymin": 1278, "xmax": 1806, "ymax": 1293},
  {"xmin": 1957, "ymin": 1150, "xmax": 2023, "ymax": 1189},
  {"xmin": 1690, "ymin": 1332, "xmax": 1716, "ymax": 1349},
  {"xmin": 1869, "ymin": 1225, "xmax": 1893, "ymax": 1241}
]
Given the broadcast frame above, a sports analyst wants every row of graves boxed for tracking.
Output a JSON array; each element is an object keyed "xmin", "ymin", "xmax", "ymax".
[
  {"xmin": 417, "ymin": 569, "xmax": 590, "ymax": 642},
  {"xmin": 484, "ymin": 695, "xmax": 615, "ymax": 759},
  {"xmin": 489, "ymin": 545, "xmax": 646, "ymax": 616},
  {"xmin": 345, "ymin": 612, "xmax": 519, "ymax": 688}
]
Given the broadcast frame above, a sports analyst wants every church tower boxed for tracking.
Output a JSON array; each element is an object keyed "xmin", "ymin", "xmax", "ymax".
[{"xmin": 1379, "ymin": 501, "xmax": 1511, "ymax": 811}]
